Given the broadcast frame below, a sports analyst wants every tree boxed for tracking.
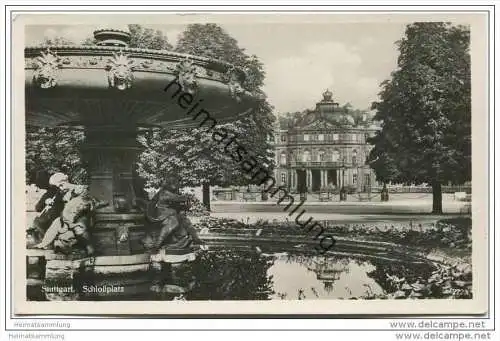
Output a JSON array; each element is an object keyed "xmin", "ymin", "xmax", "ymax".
[
  {"xmin": 175, "ymin": 24, "xmax": 246, "ymax": 66},
  {"xmin": 43, "ymin": 36, "xmax": 75, "ymax": 46},
  {"xmin": 25, "ymin": 127, "xmax": 86, "ymax": 184},
  {"xmin": 138, "ymin": 23, "xmax": 275, "ymax": 209},
  {"xmin": 368, "ymin": 23, "xmax": 471, "ymax": 213},
  {"xmin": 128, "ymin": 24, "xmax": 172, "ymax": 50}
]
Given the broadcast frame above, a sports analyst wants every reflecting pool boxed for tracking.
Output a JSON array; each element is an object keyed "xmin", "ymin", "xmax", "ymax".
[{"xmin": 28, "ymin": 246, "xmax": 436, "ymax": 301}]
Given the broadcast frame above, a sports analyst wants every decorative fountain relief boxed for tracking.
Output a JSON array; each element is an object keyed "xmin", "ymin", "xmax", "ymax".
[{"xmin": 25, "ymin": 27, "xmax": 259, "ymax": 300}]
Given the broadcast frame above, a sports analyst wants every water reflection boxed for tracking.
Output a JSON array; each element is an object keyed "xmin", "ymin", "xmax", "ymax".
[{"xmin": 268, "ymin": 253, "xmax": 384, "ymax": 299}]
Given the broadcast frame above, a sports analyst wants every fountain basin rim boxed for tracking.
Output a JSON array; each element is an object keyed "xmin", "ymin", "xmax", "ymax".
[{"xmin": 25, "ymin": 44, "xmax": 248, "ymax": 80}]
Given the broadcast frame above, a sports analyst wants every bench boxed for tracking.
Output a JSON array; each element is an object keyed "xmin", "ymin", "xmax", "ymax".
[
  {"xmin": 357, "ymin": 194, "xmax": 372, "ymax": 202},
  {"xmin": 319, "ymin": 192, "xmax": 330, "ymax": 202}
]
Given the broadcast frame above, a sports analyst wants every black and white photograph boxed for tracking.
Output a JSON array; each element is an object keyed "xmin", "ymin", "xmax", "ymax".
[{"xmin": 11, "ymin": 11, "xmax": 489, "ymax": 316}]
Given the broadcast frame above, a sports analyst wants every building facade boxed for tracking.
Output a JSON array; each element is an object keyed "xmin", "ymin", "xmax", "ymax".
[{"xmin": 271, "ymin": 90, "xmax": 380, "ymax": 193}]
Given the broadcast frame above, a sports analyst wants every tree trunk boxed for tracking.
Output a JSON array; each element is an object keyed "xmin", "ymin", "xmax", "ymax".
[
  {"xmin": 202, "ymin": 182, "xmax": 211, "ymax": 211},
  {"xmin": 432, "ymin": 181, "xmax": 443, "ymax": 214}
]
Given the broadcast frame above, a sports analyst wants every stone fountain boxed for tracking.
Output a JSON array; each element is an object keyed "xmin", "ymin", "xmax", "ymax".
[{"xmin": 24, "ymin": 27, "xmax": 259, "ymax": 300}]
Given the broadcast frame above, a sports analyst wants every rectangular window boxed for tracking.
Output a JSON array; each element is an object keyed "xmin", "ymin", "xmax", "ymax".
[
  {"xmin": 318, "ymin": 134, "xmax": 324, "ymax": 141},
  {"xmin": 281, "ymin": 173, "xmax": 287, "ymax": 184},
  {"xmin": 280, "ymin": 135, "xmax": 287, "ymax": 142},
  {"xmin": 333, "ymin": 133, "xmax": 339, "ymax": 141},
  {"xmin": 303, "ymin": 134, "xmax": 309, "ymax": 141}
]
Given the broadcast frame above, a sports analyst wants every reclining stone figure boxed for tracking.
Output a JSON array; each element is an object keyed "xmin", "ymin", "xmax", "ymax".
[
  {"xmin": 27, "ymin": 172, "xmax": 66, "ymax": 247},
  {"xmin": 33, "ymin": 173, "xmax": 107, "ymax": 256}
]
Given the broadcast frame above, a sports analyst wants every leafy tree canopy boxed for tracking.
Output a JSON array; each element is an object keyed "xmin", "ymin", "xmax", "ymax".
[
  {"xmin": 42, "ymin": 36, "xmax": 75, "ymax": 46},
  {"xmin": 25, "ymin": 127, "xmax": 86, "ymax": 184},
  {"xmin": 367, "ymin": 22, "xmax": 471, "ymax": 212},
  {"xmin": 127, "ymin": 24, "xmax": 172, "ymax": 50}
]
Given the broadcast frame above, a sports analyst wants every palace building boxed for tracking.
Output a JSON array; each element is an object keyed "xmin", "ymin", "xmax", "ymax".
[{"xmin": 271, "ymin": 90, "xmax": 380, "ymax": 193}]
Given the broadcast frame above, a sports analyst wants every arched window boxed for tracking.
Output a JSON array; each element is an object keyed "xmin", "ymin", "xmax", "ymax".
[
  {"xmin": 303, "ymin": 150, "xmax": 311, "ymax": 162},
  {"xmin": 332, "ymin": 150, "xmax": 340, "ymax": 162},
  {"xmin": 280, "ymin": 152, "xmax": 287, "ymax": 165}
]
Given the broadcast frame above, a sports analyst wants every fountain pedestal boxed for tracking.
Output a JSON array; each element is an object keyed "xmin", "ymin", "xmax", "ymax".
[{"xmin": 82, "ymin": 126, "xmax": 152, "ymax": 256}]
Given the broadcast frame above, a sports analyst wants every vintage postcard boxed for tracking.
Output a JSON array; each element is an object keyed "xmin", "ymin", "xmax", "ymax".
[{"xmin": 11, "ymin": 11, "xmax": 489, "ymax": 315}]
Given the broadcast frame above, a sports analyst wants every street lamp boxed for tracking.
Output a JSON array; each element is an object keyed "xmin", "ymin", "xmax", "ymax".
[{"xmin": 340, "ymin": 158, "xmax": 347, "ymax": 201}]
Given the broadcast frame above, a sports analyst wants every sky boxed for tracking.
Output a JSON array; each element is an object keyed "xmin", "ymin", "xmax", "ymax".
[{"xmin": 25, "ymin": 21, "xmax": 408, "ymax": 115}]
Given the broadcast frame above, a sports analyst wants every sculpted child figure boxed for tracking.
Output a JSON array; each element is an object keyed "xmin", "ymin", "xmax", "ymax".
[
  {"xmin": 145, "ymin": 185, "xmax": 204, "ymax": 252},
  {"xmin": 27, "ymin": 170, "xmax": 66, "ymax": 246},
  {"xmin": 34, "ymin": 173, "xmax": 106, "ymax": 256}
]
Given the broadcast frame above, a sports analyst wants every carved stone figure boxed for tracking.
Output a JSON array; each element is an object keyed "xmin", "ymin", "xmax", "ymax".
[
  {"xmin": 143, "ymin": 186, "xmax": 204, "ymax": 252},
  {"xmin": 33, "ymin": 174, "xmax": 107, "ymax": 256},
  {"xmin": 175, "ymin": 58, "xmax": 198, "ymax": 95},
  {"xmin": 32, "ymin": 48, "xmax": 62, "ymax": 89},
  {"xmin": 27, "ymin": 172, "xmax": 66, "ymax": 247},
  {"xmin": 106, "ymin": 51, "xmax": 135, "ymax": 90}
]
